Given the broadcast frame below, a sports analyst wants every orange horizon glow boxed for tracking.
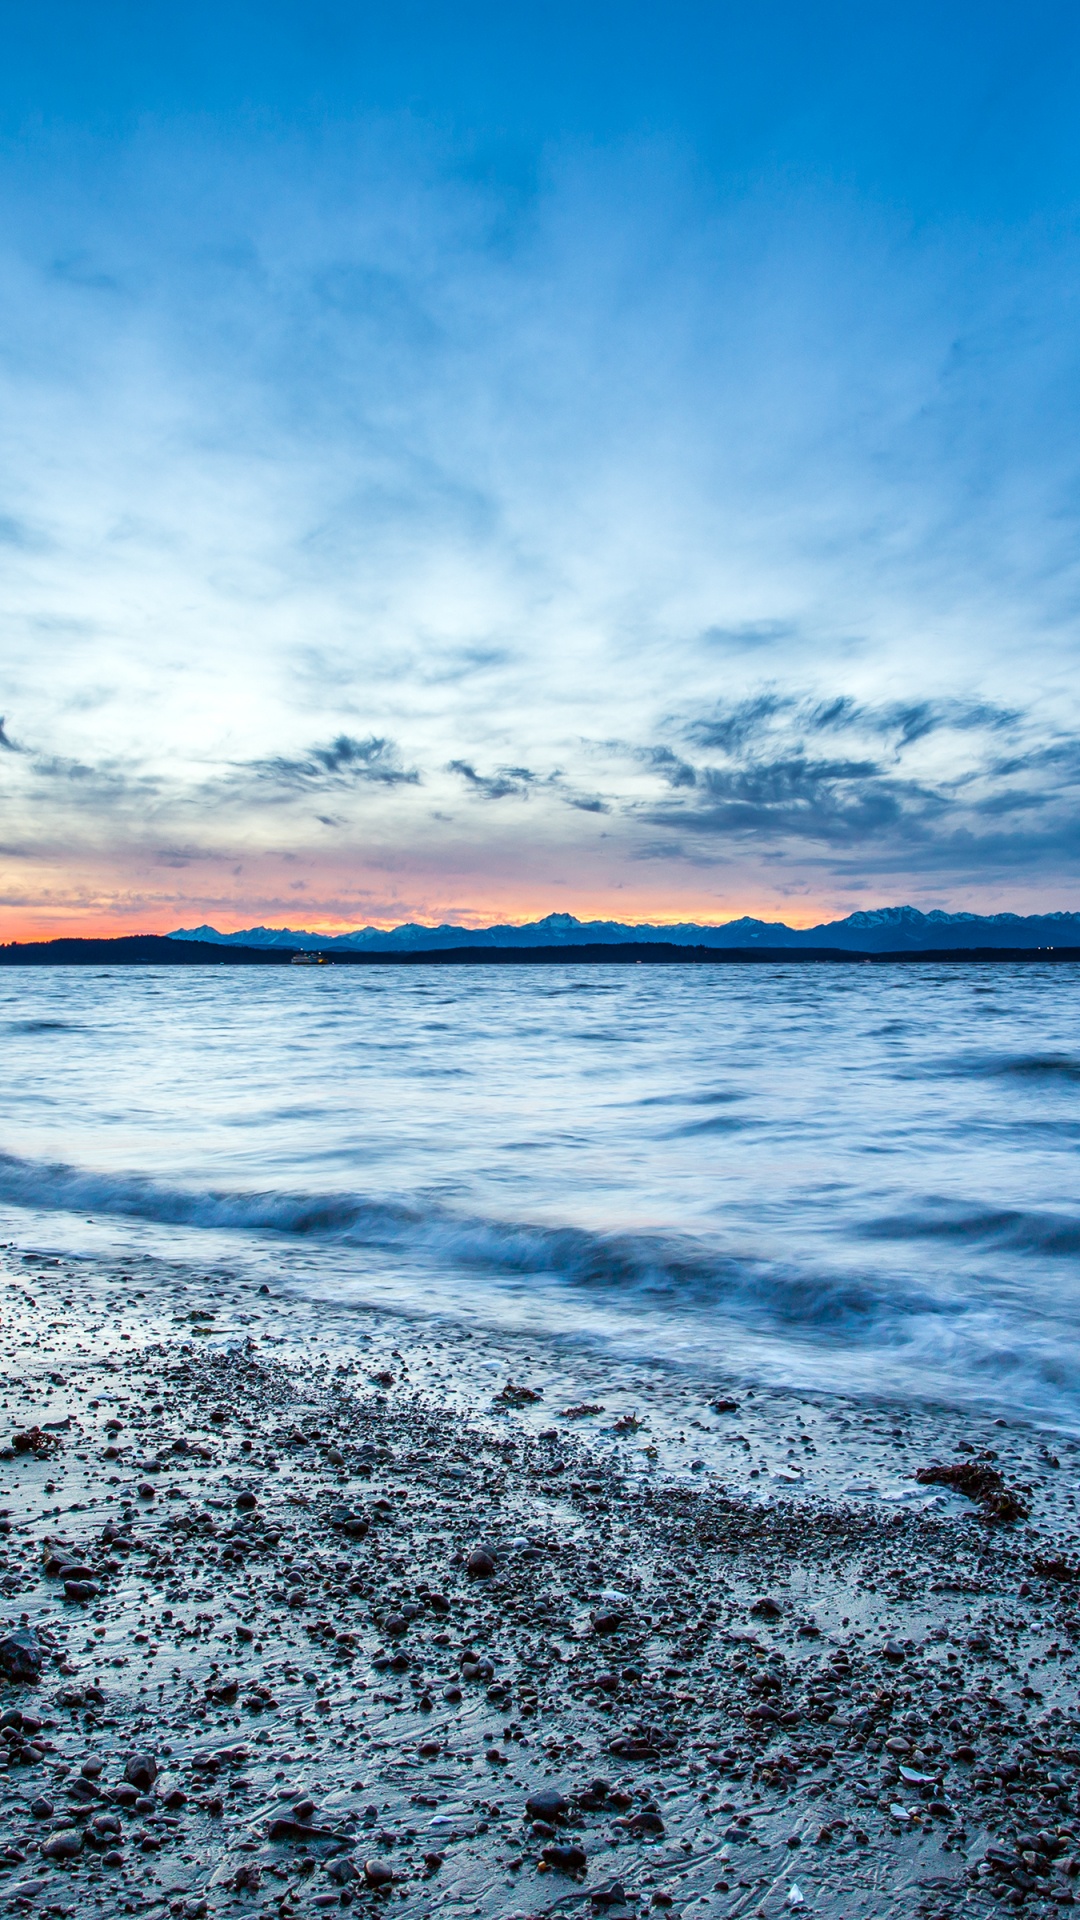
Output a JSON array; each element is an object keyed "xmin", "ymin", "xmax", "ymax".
[{"xmin": 3, "ymin": 897, "xmax": 852, "ymax": 942}]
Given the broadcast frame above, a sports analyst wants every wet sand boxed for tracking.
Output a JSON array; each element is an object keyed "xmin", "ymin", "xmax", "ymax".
[{"xmin": 1, "ymin": 1243, "xmax": 1080, "ymax": 1920}]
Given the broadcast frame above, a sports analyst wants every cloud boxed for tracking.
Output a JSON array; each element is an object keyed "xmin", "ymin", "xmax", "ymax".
[
  {"xmin": 0, "ymin": 718, "xmax": 22, "ymax": 752},
  {"xmin": 447, "ymin": 760, "xmax": 535, "ymax": 800},
  {"xmin": 639, "ymin": 745, "xmax": 697, "ymax": 788},
  {"xmin": 243, "ymin": 734, "xmax": 419, "ymax": 794},
  {"xmin": 628, "ymin": 684, "xmax": 1080, "ymax": 873}
]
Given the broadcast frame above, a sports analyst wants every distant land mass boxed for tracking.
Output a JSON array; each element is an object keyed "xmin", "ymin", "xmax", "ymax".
[{"xmin": 171, "ymin": 905, "xmax": 1080, "ymax": 954}]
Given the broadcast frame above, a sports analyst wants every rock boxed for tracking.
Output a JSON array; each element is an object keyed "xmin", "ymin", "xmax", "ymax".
[
  {"xmin": 29, "ymin": 1798, "xmax": 53, "ymax": 1820},
  {"xmin": 328, "ymin": 1856, "xmax": 359, "ymax": 1884},
  {"xmin": 384, "ymin": 1613, "xmax": 408, "ymax": 1638},
  {"xmin": 42, "ymin": 1828, "xmax": 83, "ymax": 1860},
  {"xmin": 750, "ymin": 1597, "xmax": 782, "ymax": 1619},
  {"xmin": 0, "ymin": 1627, "xmax": 42, "ymax": 1682},
  {"xmin": 591, "ymin": 1611, "xmax": 621, "ymax": 1636},
  {"xmin": 363, "ymin": 1860, "xmax": 395, "ymax": 1887},
  {"xmin": 590, "ymin": 1883, "xmax": 628, "ymax": 1910},
  {"xmin": 124, "ymin": 1753, "xmax": 158, "ymax": 1793},
  {"xmin": 527, "ymin": 1788, "xmax": 568, "ymax": 1823},
  {"xmin": 542, "ymin": 1842, "xmax": 587, "ymax": 1874},
  {"xmin": 467, "ymin": 1548, "xmax": 495, "ymax": 1578},
  {"xmin": 882, "ymin": 1641, "xmax": 906, "ymax": 1663},
  {"xmin": 236, "ymin": 1491, "xmax": 257, "ymax": 1512},
  {"xmin": 268, "ymin": 1817, "xmax": 346, "ymax": 1842},
  {"xmin": 63, "ymin": 1580, "xmax": 99, "ymax": 1603},
  {"xmin": 625, "ymin": 1810, "xmax": 665, "ymax": 1836}
]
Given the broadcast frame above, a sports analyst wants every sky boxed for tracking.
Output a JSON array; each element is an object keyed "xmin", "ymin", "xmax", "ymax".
[{"xmin": 2, "ymin": 2, "xmax": 1080, "ymax": 936}]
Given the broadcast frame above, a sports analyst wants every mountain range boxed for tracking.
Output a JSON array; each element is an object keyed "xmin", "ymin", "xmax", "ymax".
[{"xmin": 170, "ymin": 906, "xmax": 1080, "ymax": 954}]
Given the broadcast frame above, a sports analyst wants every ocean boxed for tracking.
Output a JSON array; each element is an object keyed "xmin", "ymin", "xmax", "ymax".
[{"xmin": 3, "ymin": 961, "xmax": 1078, "ymax": 1427}]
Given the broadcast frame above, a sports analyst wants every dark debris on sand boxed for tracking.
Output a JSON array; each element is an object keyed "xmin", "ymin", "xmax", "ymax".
[{"xmin": 1, "ymin": 1258, "xmax": 1080, "ymax": 1918}]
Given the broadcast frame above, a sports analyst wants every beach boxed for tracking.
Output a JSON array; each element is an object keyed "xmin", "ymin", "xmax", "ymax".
[{"xmin": 2, "ymin": 1242, "xmax": 1079, "ymax": 1920}]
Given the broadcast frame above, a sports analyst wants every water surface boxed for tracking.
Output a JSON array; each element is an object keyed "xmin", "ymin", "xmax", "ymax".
[{"xmin": 2, "ymin": 963, "xmax": 1078, "ymax": 1424}]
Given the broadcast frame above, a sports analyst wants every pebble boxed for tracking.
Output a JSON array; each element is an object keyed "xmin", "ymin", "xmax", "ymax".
[
  {"xmin": 42, "ymin": 1828, "xmax": 83, "ymax": 1859},
  {"xmin": 0, "ymin": 1627, "xmax": 41, "ymax": 1681},
  {"xmin": 527, "ymin": 1788, "xmax": 568, "ymax": 1823},
  {"xmin": 124, "ymin": 1753, "xmax": 158, "ymax": 1792}
]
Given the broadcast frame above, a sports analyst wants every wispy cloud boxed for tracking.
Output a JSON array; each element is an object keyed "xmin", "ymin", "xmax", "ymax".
[
  {"xmin": 447, "ymin": 761, "xmax": 535, "ymax": 800},
  {"xmin": 243, "ymin": 734, "xmax": 419, "ymax": 794}
]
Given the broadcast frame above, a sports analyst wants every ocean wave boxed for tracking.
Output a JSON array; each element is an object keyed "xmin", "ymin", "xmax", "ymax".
[
  {"xmin": 918, "ymin": 1051, "xmax": 1080, "ymax": 1084},
  {"xmin": 861, "ymin": 1201, "xmax": 1080, "ymax": 1256},
  {"xmin": 6, "ymin": 1019, "xmax": 77, "ymax": 1034},
  {"xmin": 0, "ymin": 1146, "xmax": 946, "ymax": 1340}
]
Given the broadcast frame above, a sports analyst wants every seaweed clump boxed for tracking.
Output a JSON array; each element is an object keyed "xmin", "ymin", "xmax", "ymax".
[{"xmin": 915, "ymin": 1459, "xmax": 1030, "ymax": 1522}]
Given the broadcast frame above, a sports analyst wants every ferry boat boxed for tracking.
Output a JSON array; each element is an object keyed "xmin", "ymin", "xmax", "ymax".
[{"xmin": 290, "ymin": 951, "xmax": 325, "ymax": 965}]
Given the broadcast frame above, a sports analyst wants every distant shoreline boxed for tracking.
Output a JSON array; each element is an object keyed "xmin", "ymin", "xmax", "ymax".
[{"xmin": 2, "ymin": 934, "xmax": 1080, "ymax": 966}]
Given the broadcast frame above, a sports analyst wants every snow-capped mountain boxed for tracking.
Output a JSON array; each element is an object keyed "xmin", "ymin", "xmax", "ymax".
[{"xmin": 169, "ymin": 905, "xmax": 1080, "ymax": 953}]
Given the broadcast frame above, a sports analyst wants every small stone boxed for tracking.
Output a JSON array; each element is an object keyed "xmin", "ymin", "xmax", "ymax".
[
  {"xmin": 542, "ymin": 1842, "xmax": 587, "ymax": 1874},
  {"xmin": 29, "ymin": 1798, "xmax": 53, "ymax": 1820},
  {"xmin": 626, "ymin": 1809, "xmax": 665, "ymax": 1836},
  {"xmin": 0, "ymin": 1627, "xmax": 42, "ymax": 1682},
  {"xmin": 590, "ymin": 1882, "xmax": 628, "ymax": 1910},
  {"xmin": 236, "ymin": 1491, "xmax": 257, "ymax": 1511},
  {"xmin": 467, "ymin": 1548, "xmax": 495, "ymax": 1578},
  {"xmin": 63, "ymin": 1579, "xmax": 99, "ymax": 1603},
  {"xmin": 124, "ymin": 1753, "xmax": 158, "ymax": 1793},
  {"xmin": 42, "ymin": 1828, "xmax": 83, "ymax": 1860},
  {"xmin": 750, "ymin": 1597, "xmax": 782, "ymax": 1619},
  {"xmin": 363, "ymin": 1860, "xmax": 395, "ymax": 1887},
  {"xmin": 527, "ymin": 1788, "xmax": 568, "ymax": 1823}
]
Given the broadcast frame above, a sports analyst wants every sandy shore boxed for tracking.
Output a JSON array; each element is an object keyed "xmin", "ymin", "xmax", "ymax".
[{"xmin": 1, "ymin": 1241, "xmax": 1080, "ymax": 1920}]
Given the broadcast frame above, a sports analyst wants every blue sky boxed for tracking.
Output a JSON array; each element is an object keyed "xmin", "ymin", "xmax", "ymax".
[{"xmin": 2, "ymin": 1, "xmax": 1080, "ymax": 933}]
